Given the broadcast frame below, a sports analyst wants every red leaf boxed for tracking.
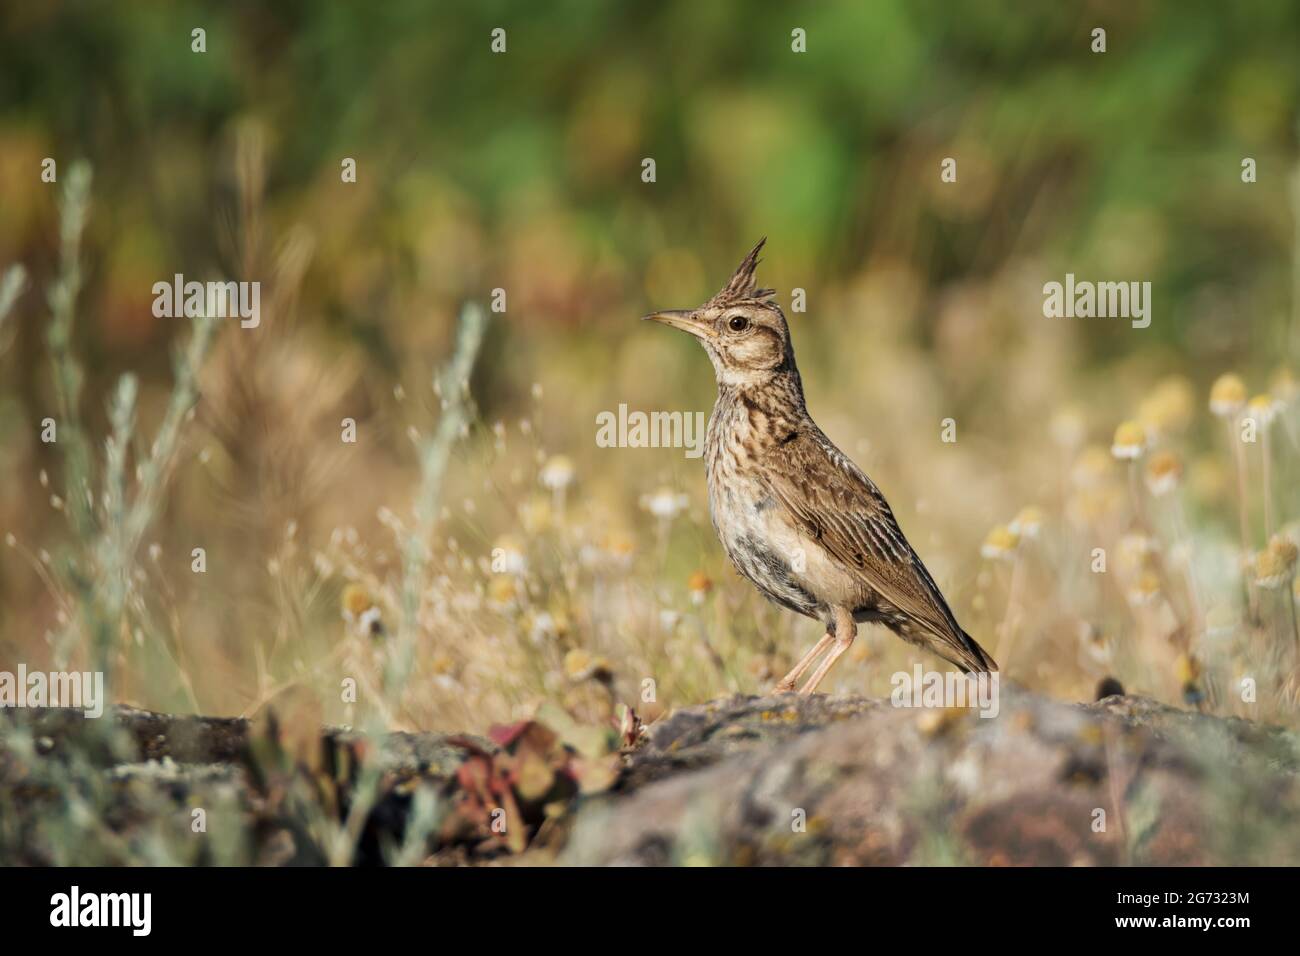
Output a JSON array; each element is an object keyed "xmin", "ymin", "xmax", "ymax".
[{"xmin": 487, "ymin": 720, "xmax": 534, "ymax": 748}]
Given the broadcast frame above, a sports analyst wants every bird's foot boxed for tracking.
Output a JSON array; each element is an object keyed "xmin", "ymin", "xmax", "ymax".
[{"xmin": 772, "ymin": 678, "xmax": 798, "ymax": 694}]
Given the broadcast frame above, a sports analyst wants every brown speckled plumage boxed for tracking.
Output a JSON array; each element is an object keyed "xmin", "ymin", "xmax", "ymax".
[{"xmin": 645, "ymin": 238, "xmax": 996, "ymax": 694}]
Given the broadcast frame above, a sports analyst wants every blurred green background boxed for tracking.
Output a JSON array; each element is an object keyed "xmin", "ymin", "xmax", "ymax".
[{"xmin": 3, "ymin": 2, "xmax": 1297, "ymax": 369}]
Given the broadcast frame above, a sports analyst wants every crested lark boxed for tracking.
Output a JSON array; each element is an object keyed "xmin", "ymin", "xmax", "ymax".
[{"xmin": 645, "ymin": 239, "xmax": 997, "ymax": 694}]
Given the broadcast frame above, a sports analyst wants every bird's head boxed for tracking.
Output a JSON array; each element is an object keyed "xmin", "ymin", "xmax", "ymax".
[{"xmin": 644, "ymin": 238, "xmax": 795, "ymax": 389}]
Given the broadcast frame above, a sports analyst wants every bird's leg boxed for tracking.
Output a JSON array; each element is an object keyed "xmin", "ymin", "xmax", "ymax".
[
  {"xmin": 774, "ymin": 632, "xmax": 834, "ymax": 693},
  {"xmin": 799, "ymin": 608, "xmax": 856, "ymax": 695}
]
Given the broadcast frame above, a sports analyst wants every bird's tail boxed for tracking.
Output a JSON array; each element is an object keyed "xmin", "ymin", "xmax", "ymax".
[{"xmin": 954, "ymin": 629, "xmax": 998, "ymax": 674}]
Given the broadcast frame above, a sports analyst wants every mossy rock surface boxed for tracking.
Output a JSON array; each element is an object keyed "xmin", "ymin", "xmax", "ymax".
[{"xmin": 3, "ymin": 689, "xmax": 1298, "ymax": 865}]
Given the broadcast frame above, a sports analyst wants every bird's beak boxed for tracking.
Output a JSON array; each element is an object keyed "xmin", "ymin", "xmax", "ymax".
[{"xmin": 642, "ymin": 309, "xmax": 713, "ymax": 339}]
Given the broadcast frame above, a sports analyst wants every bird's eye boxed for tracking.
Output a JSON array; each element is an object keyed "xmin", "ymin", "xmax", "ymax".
[{"xmin": 727, "ymin": 314, "xmax": 750, "ymax": 332}]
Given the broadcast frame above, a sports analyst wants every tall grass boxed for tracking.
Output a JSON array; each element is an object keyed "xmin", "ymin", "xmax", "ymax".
[
  {"xmin": 329, "ymin": 301, "xmax": 488, "ymax": 866},
  {"xmin": 38, "ymin": 163, "xmax": 220, "ymax": 695}
]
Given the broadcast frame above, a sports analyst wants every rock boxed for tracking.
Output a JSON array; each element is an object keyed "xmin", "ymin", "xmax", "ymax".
[
  {"xmin": 2, "ymin": 687, "xmax": 1297, "ymax": 865},
  {"xmin": 0, "ymin": 705, "xmax": 491, "ymax": 866},
  {"xmin": 564, "ymin": 687, "xmax": 1300, "ymax": 866}
]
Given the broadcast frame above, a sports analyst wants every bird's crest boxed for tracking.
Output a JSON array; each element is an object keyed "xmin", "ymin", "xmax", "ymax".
[{"xmin": 709, "ymin": 237, "xmax": 776, "ymax": 307}]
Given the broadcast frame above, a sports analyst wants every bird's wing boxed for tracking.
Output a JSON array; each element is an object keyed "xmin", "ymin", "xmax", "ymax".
[{"xmin": 760, "ymin": 429, "xmax": 994, "ymax": 671}]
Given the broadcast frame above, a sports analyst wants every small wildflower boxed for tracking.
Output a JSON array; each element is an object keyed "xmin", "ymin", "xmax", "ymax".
[
  {"xmin": 539, "ymin": 454, "xmax": 575, "ymax": 491},
  {"xmin": 527, "ymin": 610, "xmax": 558, "ymax": 643},
  {"xmin": 1144, "ymin": 450, "xmax": 1182, "ymax": 497},
  {"xmin": 980, "ymin": 525, "xmax": 1019, "ymax": 561},
  {"xmin": 600, "ymin": 532, "xmax": 636, "ymax": 569},
  {"xmin": 563, "ymin": 648, "xmax": 593, "ymax": 679},
  {"xmin": 341, "ymin": 583, "xmax": 384, "ymax": 637},
  {"xmin": 1078, "ymin": 622, "xmax": 1112, "ymax": 665},
  {"xmin": 563, "ymin": 648, "xmax": 614, "ymax": 683},
  {"xmin": 1270, "ymin": 367, "xmax": 1298, "ymax": 405},
  {"xmin": 1243, "ymin": 394, "xmax": 1281, "ymax": 431},
  {"xmin": 1254, "ymin": 536, "xmax": 1298, "ymax": 589},
  {"xmin": 687, "ymin": 570, "xmax": 714, "ymax": 605},
  {"xmin": 487, "ymin": 575, "xmax": 518, "ymax": 610},
  {"xmin": 1209, "ymin": 373, "xmax": 1246, "ymax": 418},
  {"xmin": 640, "ymin": 487, "xmax": 689, "ymax": 521},
  {"xmin": 1126, "ymin": 570, "xmax": 1161, "ymax": 606},
  {"xmin": 1117, "ymin": 533, "xmax": 1158, "ymax": 573},
  {"xmin": 492, "ymin": 536, "xmax": 528, "ymax": 575},
  {"xmin": 1009, "ymin": 506, "xmax": 1043, "ymax": 539},
  {"xmin": 341, "ymin": 583, "xmax": 371, "ymax": 617},
  {"xmin": 1110, "ymin": 420, "xmax": 1146, "ymax": 460}
]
